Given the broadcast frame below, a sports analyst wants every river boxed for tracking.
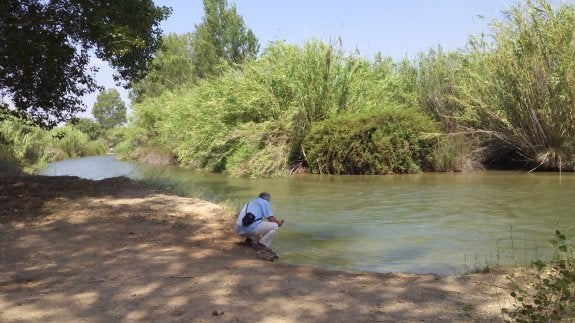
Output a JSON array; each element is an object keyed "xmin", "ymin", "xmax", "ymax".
[{"xmin": 39, "ymin": 154, "xmax": 575, "ymax": 275}]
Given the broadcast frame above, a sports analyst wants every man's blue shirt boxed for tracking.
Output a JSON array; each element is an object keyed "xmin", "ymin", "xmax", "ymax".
[{"xmin": 235, "ymin": 197, "xmax": 273, "ymax": 234}]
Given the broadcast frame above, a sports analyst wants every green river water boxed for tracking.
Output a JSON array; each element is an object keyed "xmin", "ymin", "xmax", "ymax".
[{"xmin": 40, "ymin": 155, "xmax": 575, "ymax": 275}]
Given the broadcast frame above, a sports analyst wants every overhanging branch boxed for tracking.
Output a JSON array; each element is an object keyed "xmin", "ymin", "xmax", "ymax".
[{"xmin": 0, "ymin": 17, "xmax": 55, "ymax": 28}]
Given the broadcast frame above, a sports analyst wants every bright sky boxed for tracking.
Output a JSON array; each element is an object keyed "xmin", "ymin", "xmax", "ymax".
[
  {"xmin": 81, "ymin": 0, "xmax": 546, "ymax": 117},
  {"xmin": 159, "ymin": 0, "xmax": 508, "ymax": 59}
]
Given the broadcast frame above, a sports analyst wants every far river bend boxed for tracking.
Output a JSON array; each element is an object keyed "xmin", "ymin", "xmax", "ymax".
[{"xmin": 39, "ymin": 154, "xmax": 575, "ymax": 275}]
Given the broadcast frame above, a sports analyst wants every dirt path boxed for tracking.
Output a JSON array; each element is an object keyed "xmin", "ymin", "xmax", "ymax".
[{"xmin": 0, "ymin": 176, "xmax": 515, "ymax": 322}]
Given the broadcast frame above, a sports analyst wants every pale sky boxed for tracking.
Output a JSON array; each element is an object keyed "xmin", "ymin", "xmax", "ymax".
[
  {"xmin": 158, "ymin": 0, "xmax": 507, "ymax": 59},
  {"xmin": 82, "ymin": 0, "xmax": 564, "ymax": 118}
]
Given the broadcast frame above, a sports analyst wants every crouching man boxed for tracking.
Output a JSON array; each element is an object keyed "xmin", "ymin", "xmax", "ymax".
[{"xmin": 235, "ymin": 192, "xmax": 284, "ymax": 254}]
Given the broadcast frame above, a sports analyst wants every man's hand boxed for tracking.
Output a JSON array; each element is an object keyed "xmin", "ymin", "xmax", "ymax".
[{"xmin": 268, "ymin": 216, "xmax": 284, "ymax": 227}]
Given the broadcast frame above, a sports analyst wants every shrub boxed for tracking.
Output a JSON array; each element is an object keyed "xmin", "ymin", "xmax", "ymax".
[
  {"xmin": 303, "ymin": 108, "xmax": 439, "ymax": 174},
  {"xmin": 115, "ymin": 96, "xmax": 169, "ymax": 160},
  {"xmin": 503, "ymin": 230, "xmax": 575, "ymax": 322},
  {"xmin": 1, "ymin": 119, "xmax": 107, "ymax": 172},
  {"xmin": 1, "ymin": 119, "xmax": 50, "ymax": 171},
  {"xmin": 0, "ymin": 147, "xmax": 22, "ymax": 176}
]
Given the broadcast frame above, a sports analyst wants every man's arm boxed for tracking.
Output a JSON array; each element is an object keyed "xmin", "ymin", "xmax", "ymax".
[{"xmin": 267, "ymin": 216, "xmax": 284, "ymax": 227}]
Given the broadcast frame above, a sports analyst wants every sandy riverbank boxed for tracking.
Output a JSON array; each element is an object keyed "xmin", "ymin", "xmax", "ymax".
[{"xmin": 0, "ymin": 175, "xmax": 516, "ymax": 322}]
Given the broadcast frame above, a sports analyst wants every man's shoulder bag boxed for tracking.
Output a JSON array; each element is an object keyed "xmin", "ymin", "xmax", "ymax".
[{"xmin": 242, "ymin": 202, "xmax": 257, "ymax": 226}]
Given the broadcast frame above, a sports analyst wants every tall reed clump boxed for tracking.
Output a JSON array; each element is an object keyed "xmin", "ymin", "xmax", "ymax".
[
  {"xmin": 132, "ymin": 40, "xmax": 361, "ymax": 176},
  {"xmin": 416, "ymin": 49, "xmax": 485, "ymax": 171},
  {"xmin": 149, "ymin": 60, "xmax": 297, "ymax": 177},
  {"xmin": 50, "ymin": 126, "xmax": 107, "ymax": 159},
  {"xmin": 299, "ymin": 51, "xmax": 441, "ymax": 175},
  {"xmin": 233, "ymin": 39, "xmax": 366, "ymax": 171},
  {"xmin": 460, "ymin": 0, "xmax": 575, "ymax": 170},
  {"xmin": 126, "ymin": 39, "xmax": 436, "ymax": 176}
]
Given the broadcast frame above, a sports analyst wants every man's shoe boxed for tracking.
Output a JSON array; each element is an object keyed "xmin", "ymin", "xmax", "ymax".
[
  {"xmin": 243, "ymin": 238, "xmax": 254, "ymax": 247},
  {"xmin": 254, "ymin": 244, "xmax": 279, "ymax": 261},
  {"xmin": 254, "ymin": 243, "xmax": 269, "ymax": 251}
]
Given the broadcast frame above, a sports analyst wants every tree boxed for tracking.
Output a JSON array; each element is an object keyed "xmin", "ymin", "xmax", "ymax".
[
  {"xmin": 130, "ymin": 33, "xmax": 196, "ymax": 103},
  {"xmin": 92, "ymin": 89, "xmax": 127, "ymax": 130},
  {"xmin": 191, "ymin": 0, "xmax": 259, "ymax": 79},
  {"xmin": 69, "ymin": 118, "xmax": 102, "ymax": 141},
  {"xmin": 0, "ymin": 0, "xmax": 171, "ymax": 128}
]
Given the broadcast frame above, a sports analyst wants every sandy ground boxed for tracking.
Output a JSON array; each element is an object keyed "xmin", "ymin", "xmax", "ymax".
[{"xmin": 0, "ymin": 175, "xmax": 517, "ymax": 322}]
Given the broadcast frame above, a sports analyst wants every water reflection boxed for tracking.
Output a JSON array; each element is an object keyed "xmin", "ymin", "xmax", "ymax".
[
  {"xmin": 38, "ymin": 155, "xmax": 135, "ymax": 180},
  {"xmin": 39, "ymin": 155, "xmax": 575, "ymax": 275}
]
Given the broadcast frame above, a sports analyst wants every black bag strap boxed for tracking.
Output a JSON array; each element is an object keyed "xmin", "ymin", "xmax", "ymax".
[{"xmin": 255, "ymin": 203, "xmax": 264, "ymax": 223}]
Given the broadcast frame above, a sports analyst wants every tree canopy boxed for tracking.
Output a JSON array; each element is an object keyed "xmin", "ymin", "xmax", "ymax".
[
  {"xmin": 69, "ymin": 118, "xmax": 102, "ymax": 141},
  {"xmin": 0, "ymin": 0, "xmax": 171, "ymax": 128},
  {"xmin": 129, "ymin": 0, "xmax": 260, "ymax": 102},
  {"xmin": 190, "ymin": 0, "xmax": 259, "ymax": 79},
  {"xmin": 92, "ymin": 89, "xmax": 127, "ymax": 130},
  {"xmin": 129, "ymin": 33, "xmax": 196, "ymax": 104}
]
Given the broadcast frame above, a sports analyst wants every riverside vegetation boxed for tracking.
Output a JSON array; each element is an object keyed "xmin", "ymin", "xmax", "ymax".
[
  {"xmin": 113, "ymin": 0, "xmax": 575, "ymax": 178},
  {"xmin": 1, "ymin": 81, "xmax": 128, "ymax": 173},
  {"xmin": 4, "ymin": 0, "xmax": 574, "ymax": 177},
  {"xmin": 0, "ymin": 118, "xmax": 107, "ymax": 173}
]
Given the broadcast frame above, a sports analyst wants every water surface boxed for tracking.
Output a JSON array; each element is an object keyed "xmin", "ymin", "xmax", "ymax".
[{"xmin": 40, "ymin": 155, "xmax": 575, "ymax": 274}]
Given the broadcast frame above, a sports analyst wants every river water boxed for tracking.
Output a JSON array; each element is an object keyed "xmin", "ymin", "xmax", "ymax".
[{"xmin": 39, "ymin": 155, "xmax": 575, "ymax": 275}]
